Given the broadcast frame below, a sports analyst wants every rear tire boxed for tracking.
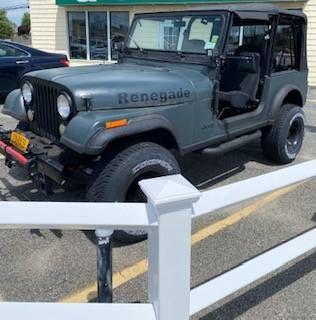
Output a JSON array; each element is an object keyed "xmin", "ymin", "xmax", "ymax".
[
  {"xmin": 86, "ymin": 142, "xmax": 180, "ymax": 244},
  {"xmin": 262, "ymin": 104, "xmax": 305, "ymax": 164}
]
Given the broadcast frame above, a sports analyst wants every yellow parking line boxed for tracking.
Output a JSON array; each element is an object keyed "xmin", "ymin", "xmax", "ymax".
[
  {"xmin": 61, "ymin": 184, "xmax": 298, "ymax": 303},
  {"xmin": 192, "ymin": 184, "xmax": 297, "ymax": 245},
  {"xmin": 62, "ymin": 258, "xmax": 149, "ymax": 303}
]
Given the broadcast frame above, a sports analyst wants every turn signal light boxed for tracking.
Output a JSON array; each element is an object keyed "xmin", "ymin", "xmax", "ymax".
[{"xmin": 105, "ymin": 119, "xmax": 128, "ymax": 129}]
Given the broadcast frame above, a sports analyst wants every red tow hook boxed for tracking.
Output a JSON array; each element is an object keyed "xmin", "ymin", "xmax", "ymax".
[{"xmin": 0, "ymin": 141, "xmax": 29, "ymax": 166}]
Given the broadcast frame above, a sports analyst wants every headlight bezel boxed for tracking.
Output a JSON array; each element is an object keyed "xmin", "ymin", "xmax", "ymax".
[
  {"xmin": 21, "ymin": 81, "xmax": 33, "ymax": 105},
  {"xmin": 57, "ymin": 92, "xmax": 72, "ymax": 120}
]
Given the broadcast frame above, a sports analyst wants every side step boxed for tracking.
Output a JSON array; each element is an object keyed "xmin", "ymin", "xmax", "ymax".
[{"xmin": 202, "ymin": 130, "xmax": 262, "ymax": 155}]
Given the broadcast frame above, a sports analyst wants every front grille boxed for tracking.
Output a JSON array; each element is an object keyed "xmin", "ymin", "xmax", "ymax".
[{"xmin": 27, "ymin": 80, "xmax": 62, "ymax": 142}]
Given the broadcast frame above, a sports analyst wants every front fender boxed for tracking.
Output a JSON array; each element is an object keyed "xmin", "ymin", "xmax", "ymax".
[
  {"xmin": 2, "ymin": 89, "xmax": 28, "ymax": 122},
  {"xmin": 61, "ymin": 110, "xmax": 178, "ymax": 155}
]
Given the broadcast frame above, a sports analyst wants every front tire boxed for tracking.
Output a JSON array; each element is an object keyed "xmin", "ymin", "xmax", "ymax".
[
  {"xmin": 262, "ymin": 104, "xmax": 305, "ymax": 164},
  {"xmin": 87, "ymin": 142, "xmax": 180, "ymax": 243}
]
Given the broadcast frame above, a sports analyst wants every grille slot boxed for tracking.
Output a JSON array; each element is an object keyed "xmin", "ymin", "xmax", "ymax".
[{"xmin": 28, "ymin": 82, "xmax": 61, "ymax": 142}]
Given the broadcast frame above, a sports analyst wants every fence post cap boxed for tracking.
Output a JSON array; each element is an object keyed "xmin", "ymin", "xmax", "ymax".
[
  {"xmin": 139, "ymin": 174, "xmax": 201, "ymax": 207},
  {"xmin": 95, "ymin": 229, "xmax": 114, "ymax": 238}
]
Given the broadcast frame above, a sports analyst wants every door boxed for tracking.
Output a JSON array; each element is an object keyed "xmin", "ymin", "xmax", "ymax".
[
  {"xmin": 218, "ymin": 17, "xmax": 273, "ymax": 135},
  {"xmin": 0, "ymin": 43, "xmax": 31, "ymax": 98}
]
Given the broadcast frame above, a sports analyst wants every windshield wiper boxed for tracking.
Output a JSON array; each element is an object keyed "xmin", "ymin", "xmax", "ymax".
[
  {"xmin": 133, "ymin": 39, "xmax": 144, "ymax": 52},
  {"xmin": 127, "ymin": 35, "xmax": 145, "ymax": 53}
]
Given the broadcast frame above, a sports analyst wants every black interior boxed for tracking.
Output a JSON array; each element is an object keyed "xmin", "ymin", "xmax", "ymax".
[
  {"xmin": 217, "ymin": 16, "xmax": 272, "ymax": 118},
  {"xmin": 219, "ymin": 52, "xmax": 261, "ymax": 110},
  {"xmin": 181, "ymin": 36, "xmax": 205, "ymax": 53}
]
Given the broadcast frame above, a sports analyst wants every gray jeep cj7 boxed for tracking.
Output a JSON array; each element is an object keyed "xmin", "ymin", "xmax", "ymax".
[{"xmin": 0, "ymin": 5, "xmax": 308, "ymax": 242}]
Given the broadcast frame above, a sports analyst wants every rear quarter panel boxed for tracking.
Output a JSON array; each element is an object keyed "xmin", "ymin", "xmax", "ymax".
[{"xmin": 265, "ymin": 70, "xmax": 308, "ymax": 118}]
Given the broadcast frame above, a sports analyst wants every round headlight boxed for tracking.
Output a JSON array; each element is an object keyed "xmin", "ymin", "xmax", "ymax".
[
  {"xmin": 57, "ymin": 93, "xmax": 71, "ymax": 120},
  {"xmin": 22, "ymin": 82, "xmax": 33, "ymax": 104}
]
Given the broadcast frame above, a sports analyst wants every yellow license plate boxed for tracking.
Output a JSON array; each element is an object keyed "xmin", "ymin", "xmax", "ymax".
[{"xmin": 10, "ymin": 131, "xmax": 30, "ymax": 152}]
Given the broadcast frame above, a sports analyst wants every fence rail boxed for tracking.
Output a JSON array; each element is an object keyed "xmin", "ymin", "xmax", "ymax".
[
  {"xmin": 190, "ymin": 227, "xmax": 316, "ymax": 315},
  {"xmin": 0, "ymin": 160, "xmax": 316, "ymax": 319},
  {"xmin": 0, "ymin": 202, "xmax": 154, "ymax": 230},
  {"xmin": 194, "ymin": 159, "xmax": 316, "ymax": 217},
  {"xmin": 0, "ymin": 302, "xmax": 156, "ymax": 320}
]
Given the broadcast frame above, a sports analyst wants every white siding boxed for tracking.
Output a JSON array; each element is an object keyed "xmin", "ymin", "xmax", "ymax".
[
  {"xmin": 29, "ymin": 0, "xmax": 68, "ymax": 55},
  {"xmin": 304, "ymin": 0, "xmax": 316, "ymax": 87}
]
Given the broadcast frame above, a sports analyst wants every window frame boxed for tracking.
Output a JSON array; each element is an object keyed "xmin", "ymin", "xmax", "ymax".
[
  {"xmin": 88, "ymin": 11, "xmax": 109, "ymax": 61},
  {"xmin": 225, "ymin": 19, "xmax": 271, "ymax": 56},
  {"xmin": 126, "ymin": 13, "xmax": 227, "ymax": 55},
  {"xmin": 272, "ymin": 23, "xmax": 297, "ymax": 72},
  {"xmin": 67, "ymin": 11, "xmax": 88, "ymax": 60},
  {"xmin": 271, "ymin": 14, "xmax": 304, "ymax": 73},
  {"xmin": 67, "ymin": 10, "xmax": 129, "ymax": 62},
  {"xmin": 0, "ymin": 43, "xmax": 30, "ymax": 59}
]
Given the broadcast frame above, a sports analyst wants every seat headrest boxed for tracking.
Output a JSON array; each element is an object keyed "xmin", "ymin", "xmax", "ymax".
[
  {"xmin": 235, "ymin": 52, "xmax": 261, "ymax": 73},
  {"xmin": 182, "ymin": 39, "xmax": 206, "ymax": 53}
]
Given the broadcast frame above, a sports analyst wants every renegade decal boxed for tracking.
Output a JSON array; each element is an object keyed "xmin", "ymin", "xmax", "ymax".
[{"xmin": 118, "ymin": 88, "xmax": 191, "ymax": 105}]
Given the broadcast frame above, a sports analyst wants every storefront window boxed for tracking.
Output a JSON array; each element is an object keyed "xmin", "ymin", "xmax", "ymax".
[
  {"xmin": 67, "ymin": 10, "xmax": 129, "ymax": 61},
  {"xmin": 89, "ymin": 12, "xmax": 108, "ymax": 60},
  {"xmin": 68, "ymin": 12, "xmax": 87, "ymax": 59},
  {"xmin": 111, "ymin": 12, "xmax": 129, "ymax": 59}
]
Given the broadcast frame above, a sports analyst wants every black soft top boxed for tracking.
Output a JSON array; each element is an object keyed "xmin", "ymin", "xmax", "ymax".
[
  {"xmin": 225, "ymin": 4, "xmax": 306, "ymax": 20},
  {"xmin": 137, "ymin": 4, "xmax": 306, "ymax": 22}
]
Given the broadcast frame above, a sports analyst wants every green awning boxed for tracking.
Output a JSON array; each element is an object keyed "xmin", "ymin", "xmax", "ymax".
[{"xmin": 56, "ymin": 0, "xmax": 283, "ymax": 5}]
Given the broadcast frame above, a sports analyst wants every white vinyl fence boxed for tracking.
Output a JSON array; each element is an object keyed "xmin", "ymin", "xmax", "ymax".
[{"xmin": 0, "ymin": 160, "xmax": 316, "ymax": 320}]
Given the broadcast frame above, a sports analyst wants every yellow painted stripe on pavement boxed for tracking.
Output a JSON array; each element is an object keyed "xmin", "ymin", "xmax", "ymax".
[
  {"xmin": 61, "ymin": 184, "xmax": 298, "ymax": 303},
  {"xmin": 191, "ymin": 184, "xmax": 297, "ymax": 245},
  {"xmin": 62, "ymin": 259, "xmax": 148, "ymax": 303}
]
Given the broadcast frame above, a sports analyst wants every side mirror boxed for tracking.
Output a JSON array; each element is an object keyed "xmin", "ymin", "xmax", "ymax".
[{"xmin": 112, "ymin": 39, "xmax": 125, "ymax": 52}]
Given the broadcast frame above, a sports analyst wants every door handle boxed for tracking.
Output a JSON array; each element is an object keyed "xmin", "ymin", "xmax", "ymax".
[{"xmin": 16, "ymin": 60, "xmax": 29, "ymax": 64}]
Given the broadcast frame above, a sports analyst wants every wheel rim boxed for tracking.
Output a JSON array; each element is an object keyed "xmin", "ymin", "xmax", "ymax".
[{"xmin": 286, "ymin": 116, "xmax": 304, "ymax": 157}]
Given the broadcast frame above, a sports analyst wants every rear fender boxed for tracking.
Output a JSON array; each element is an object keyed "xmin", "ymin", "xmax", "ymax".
[{"xmin": 269, "ymin": 85, "xmax": 304, "ymax": 119}]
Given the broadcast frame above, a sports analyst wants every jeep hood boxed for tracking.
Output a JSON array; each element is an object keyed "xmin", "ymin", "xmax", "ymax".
[{"xmin": 26, "ymin": 63, "xmax": 211, "ymax": 111}]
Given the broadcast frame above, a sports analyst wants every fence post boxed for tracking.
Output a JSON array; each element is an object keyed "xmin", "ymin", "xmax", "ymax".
[
  {"xmin": 139, "ymin": 175, "xmax": 201, "ymax": 320},
  {"xmin": 95, "ymin": 229, "xmax": 114, "ymax": 303}
]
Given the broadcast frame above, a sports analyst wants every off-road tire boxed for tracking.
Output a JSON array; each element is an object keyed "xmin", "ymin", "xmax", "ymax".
[
  {"xmin": 87, "ymin": 142, "xmax": 180, "ymax": 243},
  {"xmin": 262, "ymin": 104, "xmax": 305, "ymax": 164}
]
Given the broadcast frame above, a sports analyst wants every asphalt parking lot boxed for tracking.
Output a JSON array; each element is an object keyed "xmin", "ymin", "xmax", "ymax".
[{"xmin": 0, "ymin": 100, "xmax": 316, "ymax": 319}]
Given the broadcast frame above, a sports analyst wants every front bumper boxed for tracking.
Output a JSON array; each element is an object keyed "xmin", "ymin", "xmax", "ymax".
[{"xmin": 0, "ymin": 127, "xmax": 65, "ymax": 184}]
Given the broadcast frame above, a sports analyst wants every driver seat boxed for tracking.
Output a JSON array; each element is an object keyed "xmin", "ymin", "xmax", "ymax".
[
  {"xmin": 181, "ymin": 29, "xmax": 206, "ymax": 53},
  {"xmin": 219, "ymin": 52, "xmax": 261, "ymax": 109}
]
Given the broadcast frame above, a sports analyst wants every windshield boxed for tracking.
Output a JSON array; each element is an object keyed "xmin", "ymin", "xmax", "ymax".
[{"xmin": 127, "ymin": 14, "xmax": 224, "ymax": 54}]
